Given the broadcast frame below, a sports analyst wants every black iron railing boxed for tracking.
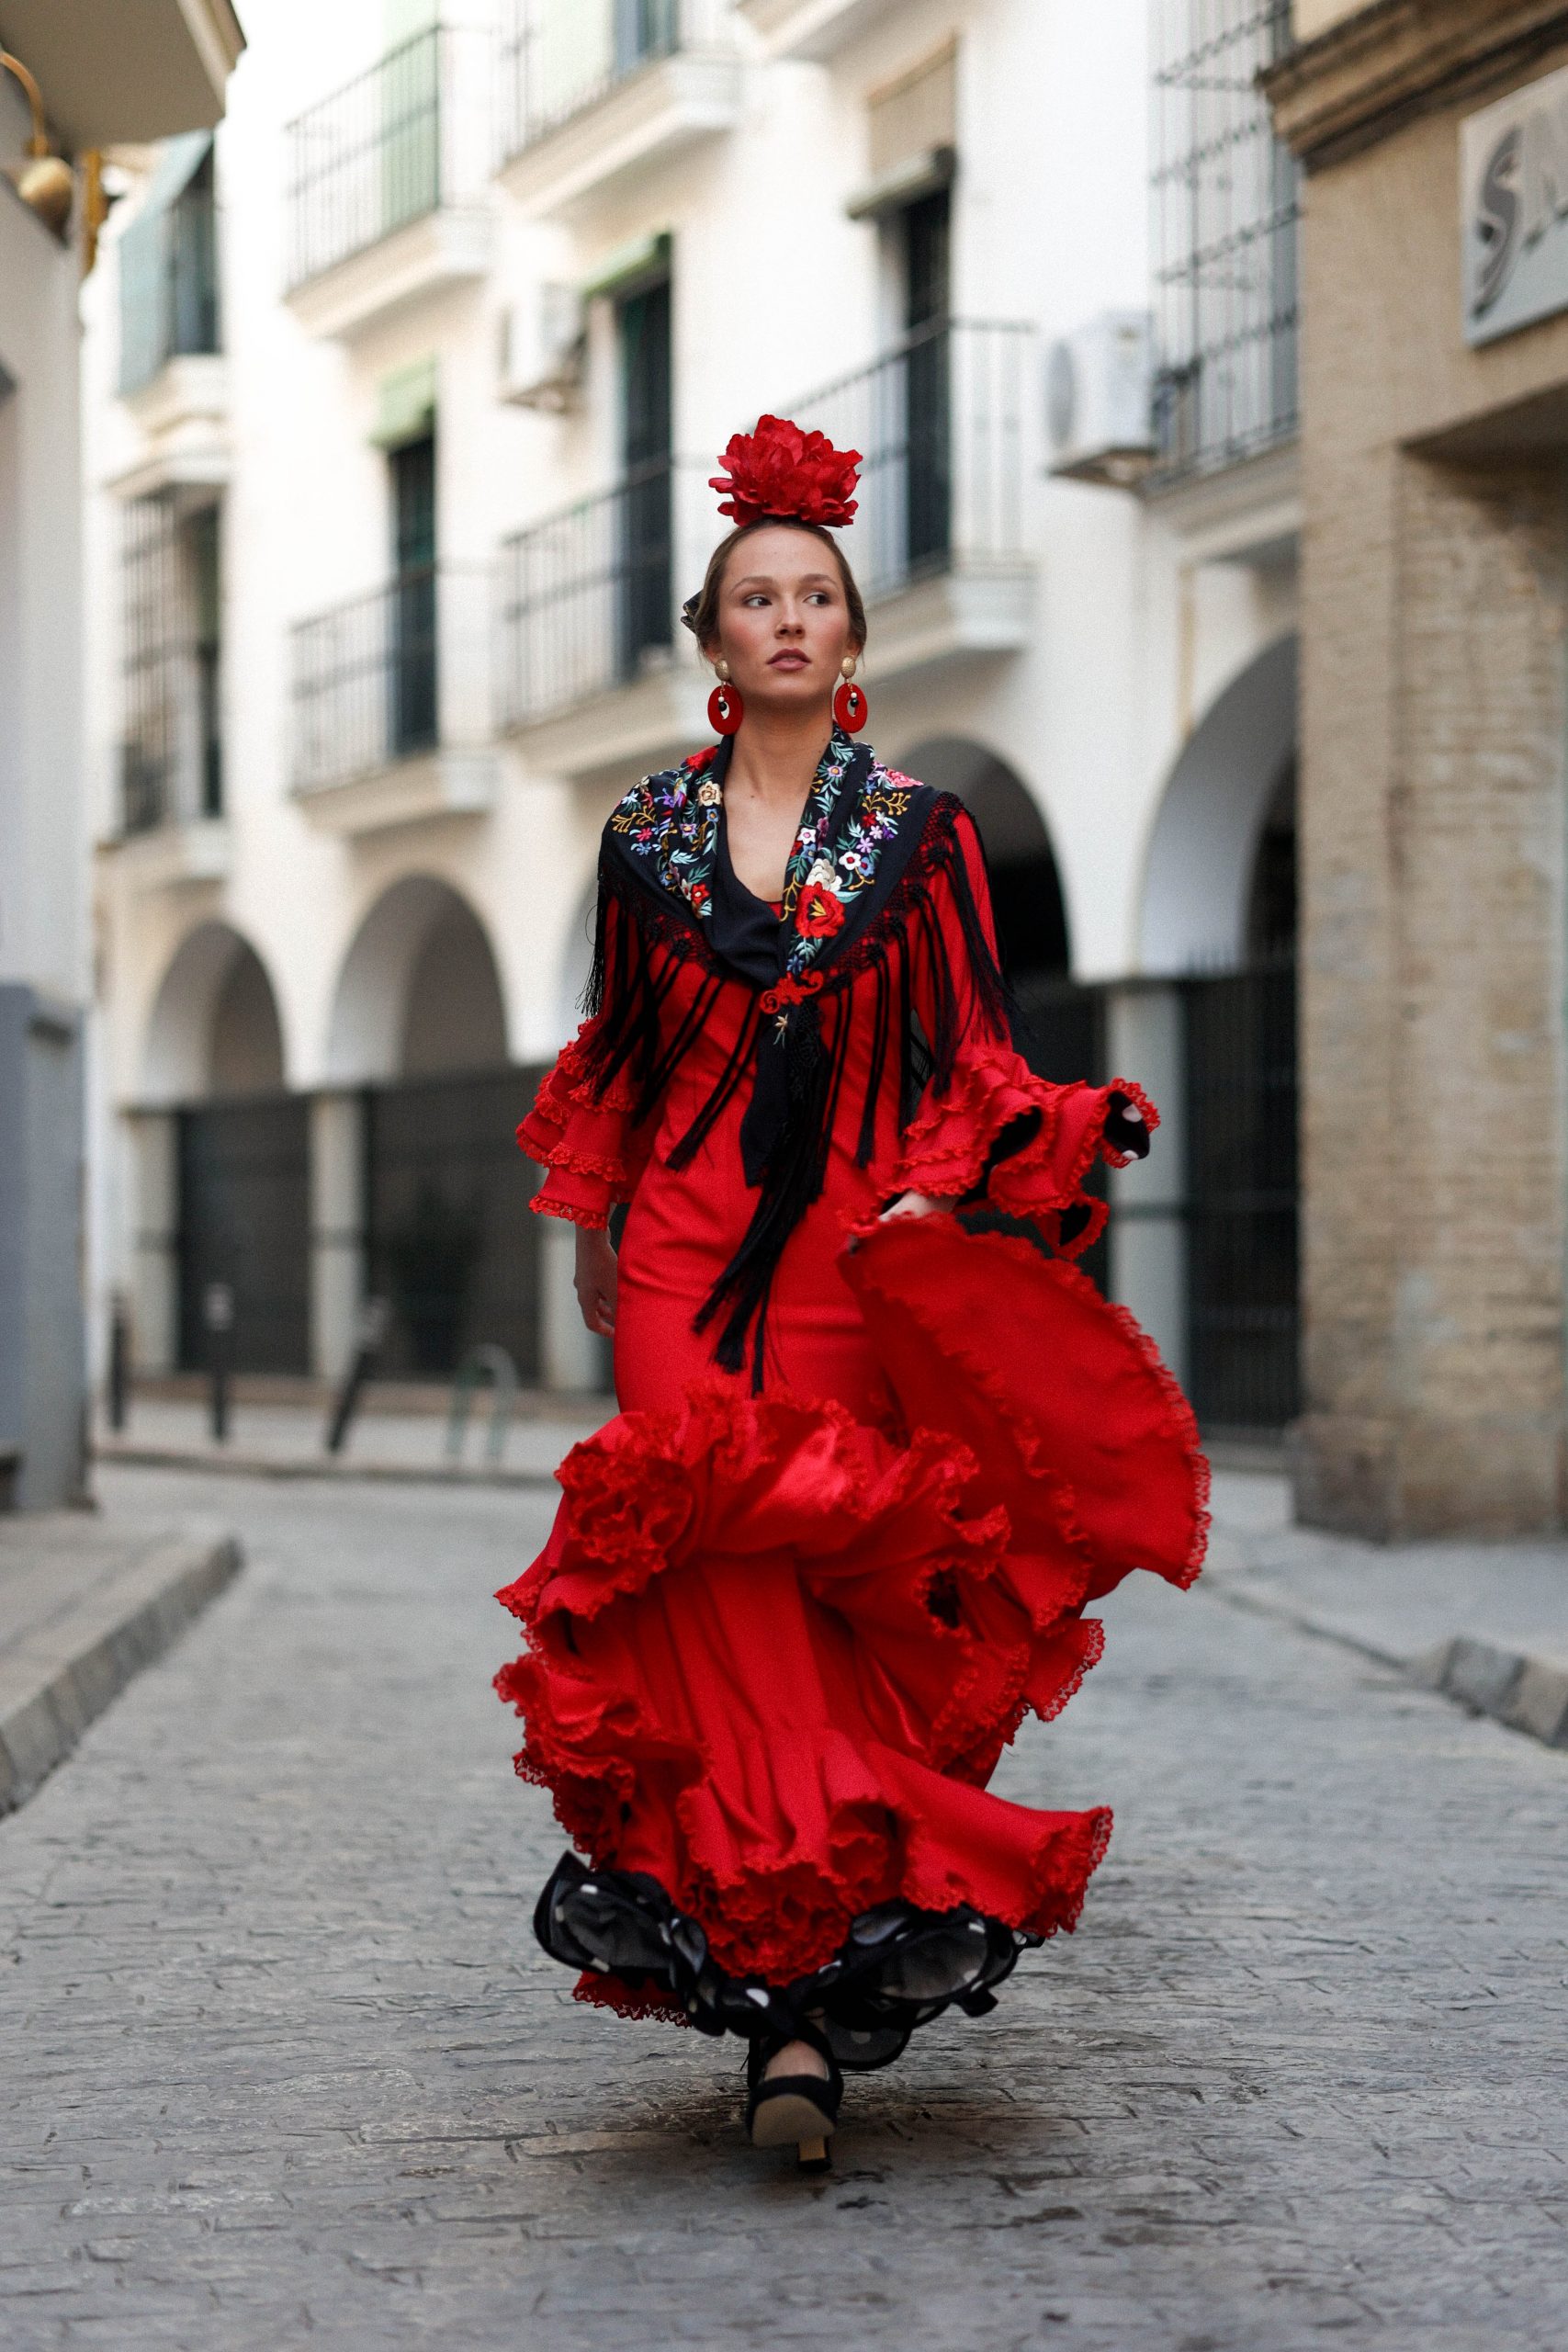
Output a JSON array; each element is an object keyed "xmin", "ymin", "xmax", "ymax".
[
  {"xmin": 119, "ymin": 493, "xmax": 224, "ymax": 833},
  {"xmin": 285, "ymin": 27, "xmax": 477, "ymax": 289},
  {"xmin": 787, "ymin": 319, "xmax": 1032, "ymax": 604},
  {"xmin": 1149, "ymin": 0, "xmax": 1299, "ymax": 483},
  {"xmin": 497, "ymin": 458, "xmax": 674, "ymax": 729},
  {"xmin": 500, "ymin": 0, "xmax": 682, "ymax": 156},
  {"xmin": 118, "ymin": 146, "xmax": 220, "ymax": 396},
  {"xmin": 292, "ymin": 565, "xmax": 491, "ymax": 792}
]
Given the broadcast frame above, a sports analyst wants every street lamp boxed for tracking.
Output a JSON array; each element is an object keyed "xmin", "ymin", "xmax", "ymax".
[{"xmin": 0, "ymin": 48, "xmax": 73, "ymax": 238}]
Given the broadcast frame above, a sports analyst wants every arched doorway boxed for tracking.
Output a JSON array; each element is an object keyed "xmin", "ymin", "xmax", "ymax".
[
  {"xmin": 326, "ymin": 877, "xmax": 536, "ymax": 1381},
  {"xmin": 897, "ymin": 736, "xmax": 1070, "ymax": 978},
  {"xmin": 140, "ymin": 924, "xmax": 309, "ymax": 1374},
  {"xmin": 1140, "ymin": 638, "xmax": 1301, "ymax": 1435}
]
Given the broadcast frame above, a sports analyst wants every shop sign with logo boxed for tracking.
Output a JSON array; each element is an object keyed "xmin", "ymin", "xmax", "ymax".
[{"xmin": 1461, "ymin": 62, "xmax": 1568, "ymax": 346}]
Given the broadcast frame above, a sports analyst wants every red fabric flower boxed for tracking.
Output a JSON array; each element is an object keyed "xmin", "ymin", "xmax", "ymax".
[
  {"xmin": 795, "ymin": 881, "xmax": 846, "ymax": 939},
  {"xmin": 709, "ymin": 414, "xmax": 862, "ymax": 529}
]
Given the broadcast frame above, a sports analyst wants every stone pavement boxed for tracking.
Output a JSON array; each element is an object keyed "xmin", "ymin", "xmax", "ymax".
[
  {"xmin": 1204, "ymin": 1474, "xmax": 1568, "ymax": 1747},
  {"xmin": 3, "ymin": 1463, "xmax": 1566, "ymax": 2349},
  {"xmin": 93, "ymin": 1393, "xmax": 605, "ymax": 1488}
]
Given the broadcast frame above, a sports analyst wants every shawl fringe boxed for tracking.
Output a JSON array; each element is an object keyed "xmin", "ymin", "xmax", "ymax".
[{"xmin": 581, "ymin": 796, "xmax": 1018, "ymax": 1385}]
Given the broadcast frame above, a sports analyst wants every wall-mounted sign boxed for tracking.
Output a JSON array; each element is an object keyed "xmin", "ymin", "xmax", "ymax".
[{"xmin": 1461, "ymin": 63, "xmax": 1568, "ymax": 346}]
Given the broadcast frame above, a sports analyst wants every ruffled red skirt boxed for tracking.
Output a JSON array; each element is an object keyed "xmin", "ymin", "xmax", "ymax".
[{"xmin": 496, "ymin": 1214, "xmax": 1205, "ymax": 2060}]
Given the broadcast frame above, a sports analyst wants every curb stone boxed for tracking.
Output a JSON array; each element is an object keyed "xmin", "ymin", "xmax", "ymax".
[
  {"xmin": 92, "ymin": 1443, "xmax": 563, "ymax": 1491},
  {"xmin": 1203, "ymin": 1576, "xmax": 1568, "ymax": 1752},
  {"xmin": 1413, "ymin": 1634, "xmax": 1568, "ymax": 1748},
  {"xmin": 0, "ymin": 1534, "xmax": 242, "ymax": 1815}
]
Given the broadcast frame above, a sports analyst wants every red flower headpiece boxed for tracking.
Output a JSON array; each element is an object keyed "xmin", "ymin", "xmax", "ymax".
[{"xmin": 709, "ymin": 413, "xmax": 862, "ymax": 530}]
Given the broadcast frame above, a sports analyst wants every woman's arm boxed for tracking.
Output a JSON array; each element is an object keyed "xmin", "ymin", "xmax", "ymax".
[
  {"xmin": 574, "ymin": 1225, "xmax": 618, "ymax": 1338},
  {"xmin": 892, "ymin": 808, "xmax": 1155, "ymax": 1249}
]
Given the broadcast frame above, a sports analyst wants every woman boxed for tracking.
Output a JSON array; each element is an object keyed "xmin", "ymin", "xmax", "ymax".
[{"xmin": 497, "ymin": 417, "xmax": 1206, "ymax": 2171}]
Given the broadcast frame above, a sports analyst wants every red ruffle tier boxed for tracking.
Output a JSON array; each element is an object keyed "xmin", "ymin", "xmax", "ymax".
[{"xmin": 496, "ymin": 1213, "xmax": 1206, "ymax": 2015}]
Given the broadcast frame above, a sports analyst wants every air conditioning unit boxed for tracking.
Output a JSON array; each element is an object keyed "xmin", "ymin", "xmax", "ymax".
[
  {"xmin": 499, "ymin": 285, "xmax": 586, "ymax": 414},
  {"xmin": 1045, "ymin": 310, "xmax": 1156, "ymax": 488}
]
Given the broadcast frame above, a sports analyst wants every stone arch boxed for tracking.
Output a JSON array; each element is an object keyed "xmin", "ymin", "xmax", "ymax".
[
  {"xmin": 141, "ymin": 922, "xmax": 287, "ymax": 1103},
  {"xmin": 1139, "ymin": 634, "xmax": 1299, "ymax": 972},
  {"xmin": 897, "ymin": 736, "xmax": 1070, "ymax": 976},
  {"xmin": 324, "ymin": 876, "xmax": 509, "ymax": 1082}
]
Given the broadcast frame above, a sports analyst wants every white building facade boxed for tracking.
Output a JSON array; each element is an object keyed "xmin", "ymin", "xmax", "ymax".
[
  {"xmin": 0, "ymin": 0, "xmax": 242, "ymax": 1509},
  {"xmin": 85, "ymin": 0, "xmax": 1302, "ymax": 1430}
]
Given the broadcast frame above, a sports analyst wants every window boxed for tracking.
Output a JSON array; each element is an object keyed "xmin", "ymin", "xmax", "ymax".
[{"xmin": 1150, "ymin": 0, "xmax": 1299, "ymax": 480}]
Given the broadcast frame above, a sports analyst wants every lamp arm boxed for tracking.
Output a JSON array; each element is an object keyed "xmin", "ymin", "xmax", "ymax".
[{"xmin": 0, "ymin": 49, "xmax": 50, "ymax": 157}]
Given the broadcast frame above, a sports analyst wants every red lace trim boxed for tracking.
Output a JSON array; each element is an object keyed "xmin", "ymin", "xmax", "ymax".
[
  {"xmin": 857, "ymin": 1227, "xmax": 1207, "ymax": 1594},
  {"xmin": 572, "ymin": 1973, "xmax": 690, "ymax": 2027},
  {"xmin": 527, "ymin": 1193, "xmax": 610, "ymax": 1233}
]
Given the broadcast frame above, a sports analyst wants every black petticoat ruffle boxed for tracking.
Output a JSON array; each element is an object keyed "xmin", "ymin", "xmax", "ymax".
[{"xmin": 534, "ymin": 1851, "xmax": 1043, "ymax": 2072}]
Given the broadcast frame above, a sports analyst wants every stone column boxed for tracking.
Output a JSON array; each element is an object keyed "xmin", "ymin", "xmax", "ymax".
[
  {"xmin": 1295, "ymin": 445, "xmax": 1568, "ymax": 1535},
  {"xmin": 127, "ymin": 1108, "xmax": 179, "ymax": 1374},
  {"xmin": 1106, "ymin": 982, "xmax": 1188, "ymax": 1388},
  {"xmin": 310, "ymin": 1091, "xmax": 365, "ymax": 1382}
]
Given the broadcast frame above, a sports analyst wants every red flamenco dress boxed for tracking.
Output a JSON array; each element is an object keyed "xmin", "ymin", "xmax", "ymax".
[{"xmin": 496, "ymin": 726, "xmax": 1207, "ymax": 2070}]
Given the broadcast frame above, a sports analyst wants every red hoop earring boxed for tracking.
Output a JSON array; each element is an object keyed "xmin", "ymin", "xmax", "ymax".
[
  {"xmin": 833, "ymin": 660, "xmax": 868, "ymax": 734},
  {"xmin": 707, "ymin": 662, "xmax": 744, "ymax": 735}
]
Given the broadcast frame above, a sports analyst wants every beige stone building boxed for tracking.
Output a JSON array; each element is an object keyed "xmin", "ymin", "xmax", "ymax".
[{"xmin": 1270, "ymin": 0, "xmax": 1568, "ymax": 1535}]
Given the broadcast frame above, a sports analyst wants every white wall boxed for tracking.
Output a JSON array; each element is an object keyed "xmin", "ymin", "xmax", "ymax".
[{"xmin": 84, "ymin": 0, "xmax": 1299, "ymax": 1370}]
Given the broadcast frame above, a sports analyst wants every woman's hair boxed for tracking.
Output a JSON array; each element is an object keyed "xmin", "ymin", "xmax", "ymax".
[{"xmin": 682, "ymin": 516, "xmax": 868, "ymax": 659}]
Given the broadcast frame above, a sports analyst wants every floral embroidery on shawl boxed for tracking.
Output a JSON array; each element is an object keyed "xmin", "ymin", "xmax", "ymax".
[{"xmin": 607, "ymin": 729, "xmax": 916, "ymax": 980}]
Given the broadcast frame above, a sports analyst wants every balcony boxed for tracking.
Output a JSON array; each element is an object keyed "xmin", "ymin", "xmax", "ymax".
[
  {"xmin": 496, "ymin": 458, "xmax": 712, "ymax": 778},
  {"xmin": 291, "ymin": 565, "xmax": 496, "ymax": 835},
  {"xmin": 497, "ymin": 0, "xmax": 740, "ymax": 222},
  {"xmin": 785, "ymin": 318, "xmax": 1036, "ymax": 679},
  {"xmin": 113, "ymin": 137, "xmax": 230, "ymax": 502},
  {"xmin": 284, "ymin": 27, "xmax": 494, "ymax": 342},
  {"xmin": 736, "ymin": 0, "xmax": 903, "ymax": 60}
]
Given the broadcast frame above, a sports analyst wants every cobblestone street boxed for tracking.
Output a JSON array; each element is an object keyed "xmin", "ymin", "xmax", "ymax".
[{"xmin": 3, "ymin": 1464, "xmax": 1566, "ymax": 2351}]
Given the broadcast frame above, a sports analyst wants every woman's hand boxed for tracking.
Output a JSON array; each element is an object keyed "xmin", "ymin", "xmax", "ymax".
[
  {"xmin": 574, "ymin": 1226, "xmax": 618, "ymax": 1338},
  {"xmin": 878, "ymin": 1189, "xmax": 959, "ymax": 1221}
]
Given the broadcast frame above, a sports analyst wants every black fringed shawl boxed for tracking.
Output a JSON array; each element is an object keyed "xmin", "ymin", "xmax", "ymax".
[{"xmin": 576, "ymin": 730, "xmax": 1015, "ymax": 1386}]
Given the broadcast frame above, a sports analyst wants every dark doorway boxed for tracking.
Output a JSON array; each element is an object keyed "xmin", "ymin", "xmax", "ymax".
[
  {"xmin": 616, "ymin": 277, "xmax": 672, "ymax": 683},
  {"xmin": 176, "ymin": 1095, "xmax": 310, "ymax": 1373},
  {"xmin": 1182, "ymin": 958, "xmax": 1300, "ymax": 1432},
  {"xmin": 389, "ymin": 431, "xmax": 437, "ymax": 755},
  {"xmin": 180, "ymin": 503, "xmax": 223, "ymax": 818},
  {"xmin": 365, "ymin": 1069, "xmax": 543, "ymax": 1380},
  {"xmin": 901, "ymin": 187, "xmax": 952, "ymax": 574}
]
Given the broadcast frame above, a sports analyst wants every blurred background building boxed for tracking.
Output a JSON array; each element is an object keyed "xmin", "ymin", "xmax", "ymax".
[
  {"xmin": 0, "ymin": 0, "xmax": 243, "ymax": 1510},
  {"xmin": 1269, "ymin": 0, "xmax": 1568, "ymax": 1538},
  {"xmin": 82, "ymin": 1, "xmax": 1302, "ymax": 1482}
]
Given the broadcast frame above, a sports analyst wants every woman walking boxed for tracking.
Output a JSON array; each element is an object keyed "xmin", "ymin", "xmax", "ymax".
[{"xmin": 497, "ymin": 417, "xmax": 1207, "ymax": 2170}]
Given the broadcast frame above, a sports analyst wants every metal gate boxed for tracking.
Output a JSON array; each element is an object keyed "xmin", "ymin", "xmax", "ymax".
[
  {"xmin": 364, "ymin": 1069, "xmax": 542, "ymax": 1380},
  {"xmin": 1182, "ymin": 956, "xmax": 1300, "ymax": 1430},
  {"xmin": 177, "ymin": 1095, "xmax": 310, "ymax": 1372}
]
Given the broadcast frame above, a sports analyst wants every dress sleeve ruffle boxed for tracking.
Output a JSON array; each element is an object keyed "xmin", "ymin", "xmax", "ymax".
[
  {"xmin": 892, "ymin": 1049, "xmax": 1157, "ymax": 1255},
  {"xmin": 517, "ymin": 1035, "xmax": 651, "ymax": 1232}
]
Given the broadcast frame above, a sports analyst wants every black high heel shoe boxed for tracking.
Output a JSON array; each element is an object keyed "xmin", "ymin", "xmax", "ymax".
[{"xmin": 745, "ymin": 2023, "xmax": 843, "ymax": 2171}]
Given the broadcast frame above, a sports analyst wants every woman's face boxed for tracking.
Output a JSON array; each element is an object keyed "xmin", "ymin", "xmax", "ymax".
[{"xmin": 706, "ymin": 526, "xmax": 859, "ymax": 718}]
